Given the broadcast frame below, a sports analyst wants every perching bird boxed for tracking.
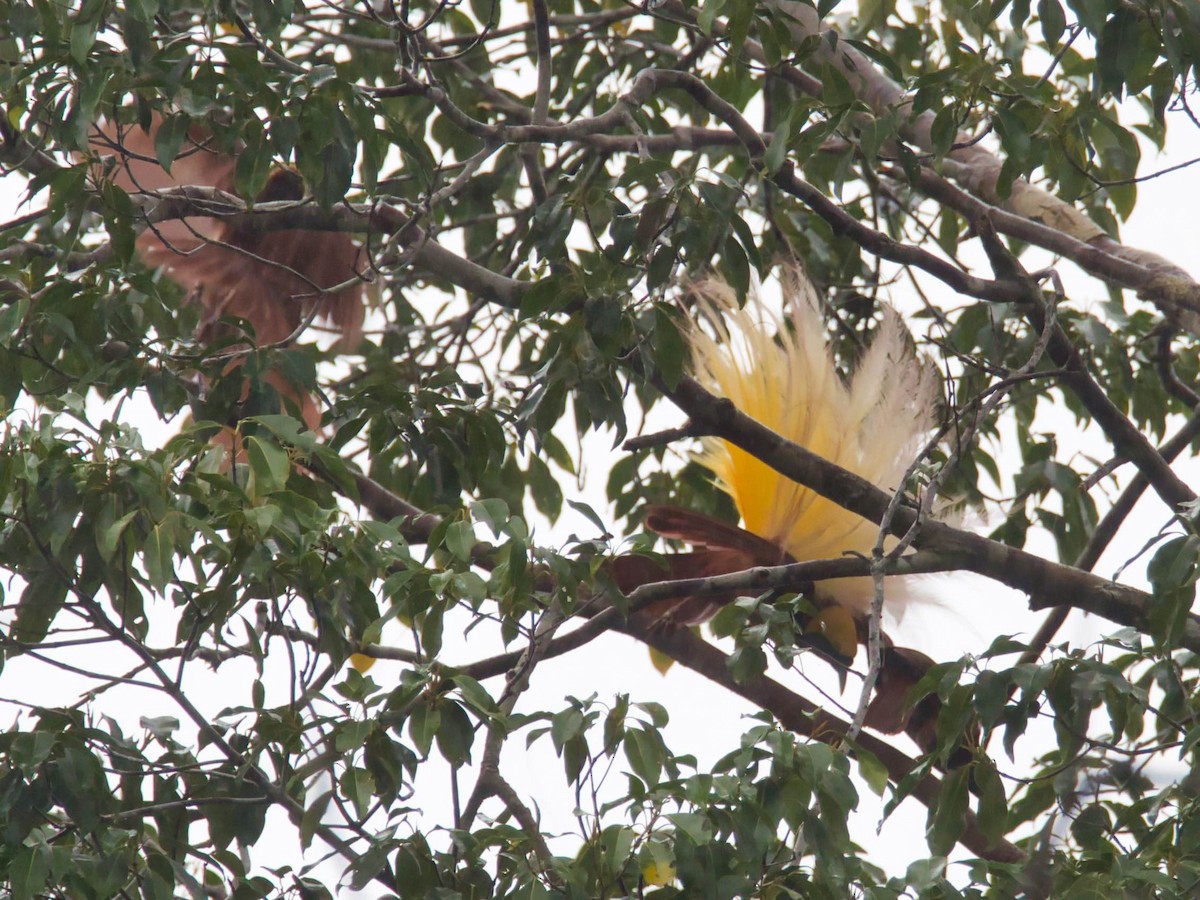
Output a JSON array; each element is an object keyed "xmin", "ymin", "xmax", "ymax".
[
  {"xmin": 92, "ymin": 114, "xmax": 374, "ymax": 670},
  {"xmin": 89, "ymin": 113, "xmax": 366, "ymax": 430},
  {"xmin": 612, "ymin": 274, "xmax": 951, "ymax": 755}
]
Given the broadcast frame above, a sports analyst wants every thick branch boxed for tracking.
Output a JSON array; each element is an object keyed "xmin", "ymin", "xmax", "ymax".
[
  {"xmin": 132, "ymin": 188, "xmax": 529, "ymax": 309},
  {"xmin": 460, "ymin": 551, "xmax": 965, "ymax": 681},
  {"xmin": 972, "ymin": 218, "xmax": 1195, "ymax": 512},
  {"xmin": 903, "ymin": 167, "xmax": 1180, "ymax": 308},
  {"xmin": 657, "ymin": 372, "xmax": 1200, "ymax": 651},
  {"xmin": 770, "ymin": 166, "xmax": 1027, "ymax": 303},
  {"xmin": 752, "ymin": 0, "xmax": 1200, "ymax": 322},
  {"xmin": 622, "ymin": 621, "xmax": 1024, "ymax": 864},
  {"xmin": 6, "ymin": 159, "xmax": 530, "ymax": 310}
]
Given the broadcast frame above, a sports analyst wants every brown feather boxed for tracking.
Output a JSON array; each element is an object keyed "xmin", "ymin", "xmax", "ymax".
[
  {"xmin": 862, "ymin": 645, "xmax": 976, "ymax": 768},
  {"xmin": 90, "ymin": 114, "xmax": 366, "ymax": 438},
  {"xmin": 643, "ymin": 505, "xmax": 790, "ymax": 563},
  {"xmin": 638, "ymin": 509, "xmax": 961, "ymax": 757},
  {"xmin": 91, "ymin": 116, "xmax": 236, "ymax": 262},
  {"xmin": 617, "ymin": 506, "xmax": 792, "ymax": 625},
  {"xmin": 90, "ymin": 115, "xmax": 365, "ymax": 350}
]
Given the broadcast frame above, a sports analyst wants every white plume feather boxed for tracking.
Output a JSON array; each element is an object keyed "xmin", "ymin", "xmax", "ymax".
[{"xmin": 685, "ymin": 273, "xmax": 940, "ymax": 616}]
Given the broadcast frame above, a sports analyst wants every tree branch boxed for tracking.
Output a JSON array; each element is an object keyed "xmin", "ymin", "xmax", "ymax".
[
  {"xmin": 620, "ymin": 621, "xmax": 1024, "ymax": 864},
  {"xmin": 967, "ymin": 217, "xmax": 1197, "ymax": 512},
  {"xmin": 655, "ymin": 370, "xmax": 1200, "ymax": 652},
  {"xmin": 1021, "ymin": 406, "xmax": 1200, "ymax": 663},
  {"xmin": 750, "ymin": 0, "xmax": 1200, "ymax": 324}
]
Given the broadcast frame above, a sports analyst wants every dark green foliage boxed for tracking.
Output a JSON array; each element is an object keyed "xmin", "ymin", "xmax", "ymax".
[{"xmin": 2, "ymin": 0, "xmax": 1200, "ymax": 896}]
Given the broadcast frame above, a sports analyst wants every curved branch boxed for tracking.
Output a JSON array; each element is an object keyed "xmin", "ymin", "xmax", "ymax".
[
  {"xmin": 621, "ymin": 621, "xmax": 1024, "ymax": 864},
  {"xmin": 67, "ymin": 184, "xmax": 532, "ymax": 309},
  {"xmin": 1021, "ymin": 406, "xmax": 1200, "ymax": 663},
  {"xmin": 655, "ymin": 369, "xmax": 1200, "ymax": 652},
  {"xmin": 900, "ymin": 167, "xmax": 1182, "ymax": 311},
  {"xmin": 792, "ymin": 0, "xmax": 1198, "ymax": 322}
]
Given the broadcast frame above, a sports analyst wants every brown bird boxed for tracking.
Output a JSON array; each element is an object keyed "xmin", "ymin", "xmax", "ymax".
[
  {"xmin": 90, "ymin": 113, "xmax": 366, "ymax": 431},
  {"xmin": 612, "ymin": 275, "xmax": 954, "ymax": 758},
  {"xmin": 91, "ymin": 115, "xmax": 378, "ymax": 673}
]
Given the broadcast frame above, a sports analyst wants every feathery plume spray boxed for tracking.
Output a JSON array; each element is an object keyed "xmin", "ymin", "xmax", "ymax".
[{"xmin": 685, "ymin": 275, "xmax": 939, "ymax": 616}]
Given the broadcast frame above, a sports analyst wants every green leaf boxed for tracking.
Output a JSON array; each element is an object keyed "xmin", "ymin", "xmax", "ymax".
[
  {"xmin": 408, "ymin": 702, "xmax": 440, "ymax": 758},
  {"xmin": 634, "ymin": 701, "xmax": 668, "ymax": 729},
  {"xmin": 9, "ymin": 731, "xmax": 57, "ymax": 772},
  {"xmin": 1097, "ymin": 10, "xmax": 1140, "ymax": 97},
  {"xmin": 566, "ymin": 499, "xmax": 608, "ymax": 534},
  {"xmin": 471, "ymin": 498, "xmax": 510, "ymax": 534},
  {"xmin": 298, "ymin": 99, "xmax": 357, "ymax": 208},
  {"xmin": 624, "ymin": 727, "xmax": 661, "ymax": 785},
  {"xmin": 697, "ymin": 0, "xmax": 727, "ymax": 35},
  {"xmin": 974, "ymin": 757, "xmax": 1009, "ymax": 847},
  {"xmin": 306, "ymin": 64, "xmax": 338, "ymax": 89},
  {"xmin": 70, "ymin": 18, "xmax": 99, "ymax": 64},
  {"xmin": 154, "ymin": 115, "xmax": 191, "ymax": 174},
  {"xmin": 551, "ymin": 706, "xmax": 584, "ymax": 753},
  {"xmin": 245, "ymin": 436, "xmax": 291, "ymax": 497},
  {"xmin": 1038, "ymin": 0, "xmax": 1066, "ymax": 46},
  {"xmin": 339, "ymin": 766, "xmax": 376, "ymax": 819},
  {"xmin": 434, "ymin": 701, "xmax": 474, "ymax": 767},
  {"xmin": 930, "ymin": 105, "xmax": 958, "ymax": 158},
  {"xmin": 451, "ymin": 674, "xmax": 498, "ymax": 718},
  {"xmin": 140, "ymin": 716, "xmax": 181, "ymax": 739},
  {"xmin": 721, "ymin": 234, "xmax": 750, "ymax": 298},
  {"xmin": 818, "ymin": 61, "xmax": 856, "ymax": 108},
  {"xmin": 97, "ymin": 509, "xmax": 138, "ymax": 562},
  {"xmin": 444, "ymin": 520, "xmax": 476, "ymax": 561},
  {"xmin": 142, "ymin": 518, "xmax": 175, "ymax": 594},
  {"xmin": 904, "ymin": 856, "xmax": 948, "ymax": 892},
  {"xmin": 666, "ymin": 812, "xmax": 711, "ymax": 844},
  {"xmin": 653, "ymin": 306, "xmax": 687, "ymax": 392},
  {"xmin": 235, "ymin": 119, "xmax": 272, "ymax": 201},
  {"xmin": 764, "ymin": 105, "xmax": 795, "ymax": 175},
  {"xmin": 10, "ymin": 843, "xmax": 49, "ymax": 900},
  {"xmin": 927, "ymin": 767, "xmax": 970, "ymax": 855},
  {"xmin": 855, "ymin": 747, "xmax": 889, "ymax": 797},
  {"xmin": 334, "ymin": 720, "xmax": 373, "ymax": 752},
  {"xmin": 563, "ymin": 734, "xmax": 587, "ymax": 785},
  {"xmin": 14, "ymin": 569, "xmax": 69, "ymax": 645},
  {"xmin": 727, "ymin": 644, "xmax": 767, "ymax": 682},
  {"xmin": 1147, "ymin": 534, "xmax": 1200, "ymax": 591}
]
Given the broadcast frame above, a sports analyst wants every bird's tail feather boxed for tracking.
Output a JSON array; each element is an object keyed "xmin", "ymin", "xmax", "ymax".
[{"xmin": 685, "ymin": 274, "xmax": 939, "ymax": 617}]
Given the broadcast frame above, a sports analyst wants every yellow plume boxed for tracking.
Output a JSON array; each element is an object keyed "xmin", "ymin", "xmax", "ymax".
[{"xmin": 685, "ymin": 275, "xmax": 939, "ymax": 616}]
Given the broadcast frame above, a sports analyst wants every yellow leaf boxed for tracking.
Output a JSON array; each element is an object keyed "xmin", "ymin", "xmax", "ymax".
[
  {"xmin": 648, "ymin": 646, "xmax": 675, "ymax": 675},
  {"xmin": 641, "ymin": 859, "xmax": 676, "ymax": 886},
  {"xmin": 349, "ymin": 653, "xmax": 376, "ymax": 673}
]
